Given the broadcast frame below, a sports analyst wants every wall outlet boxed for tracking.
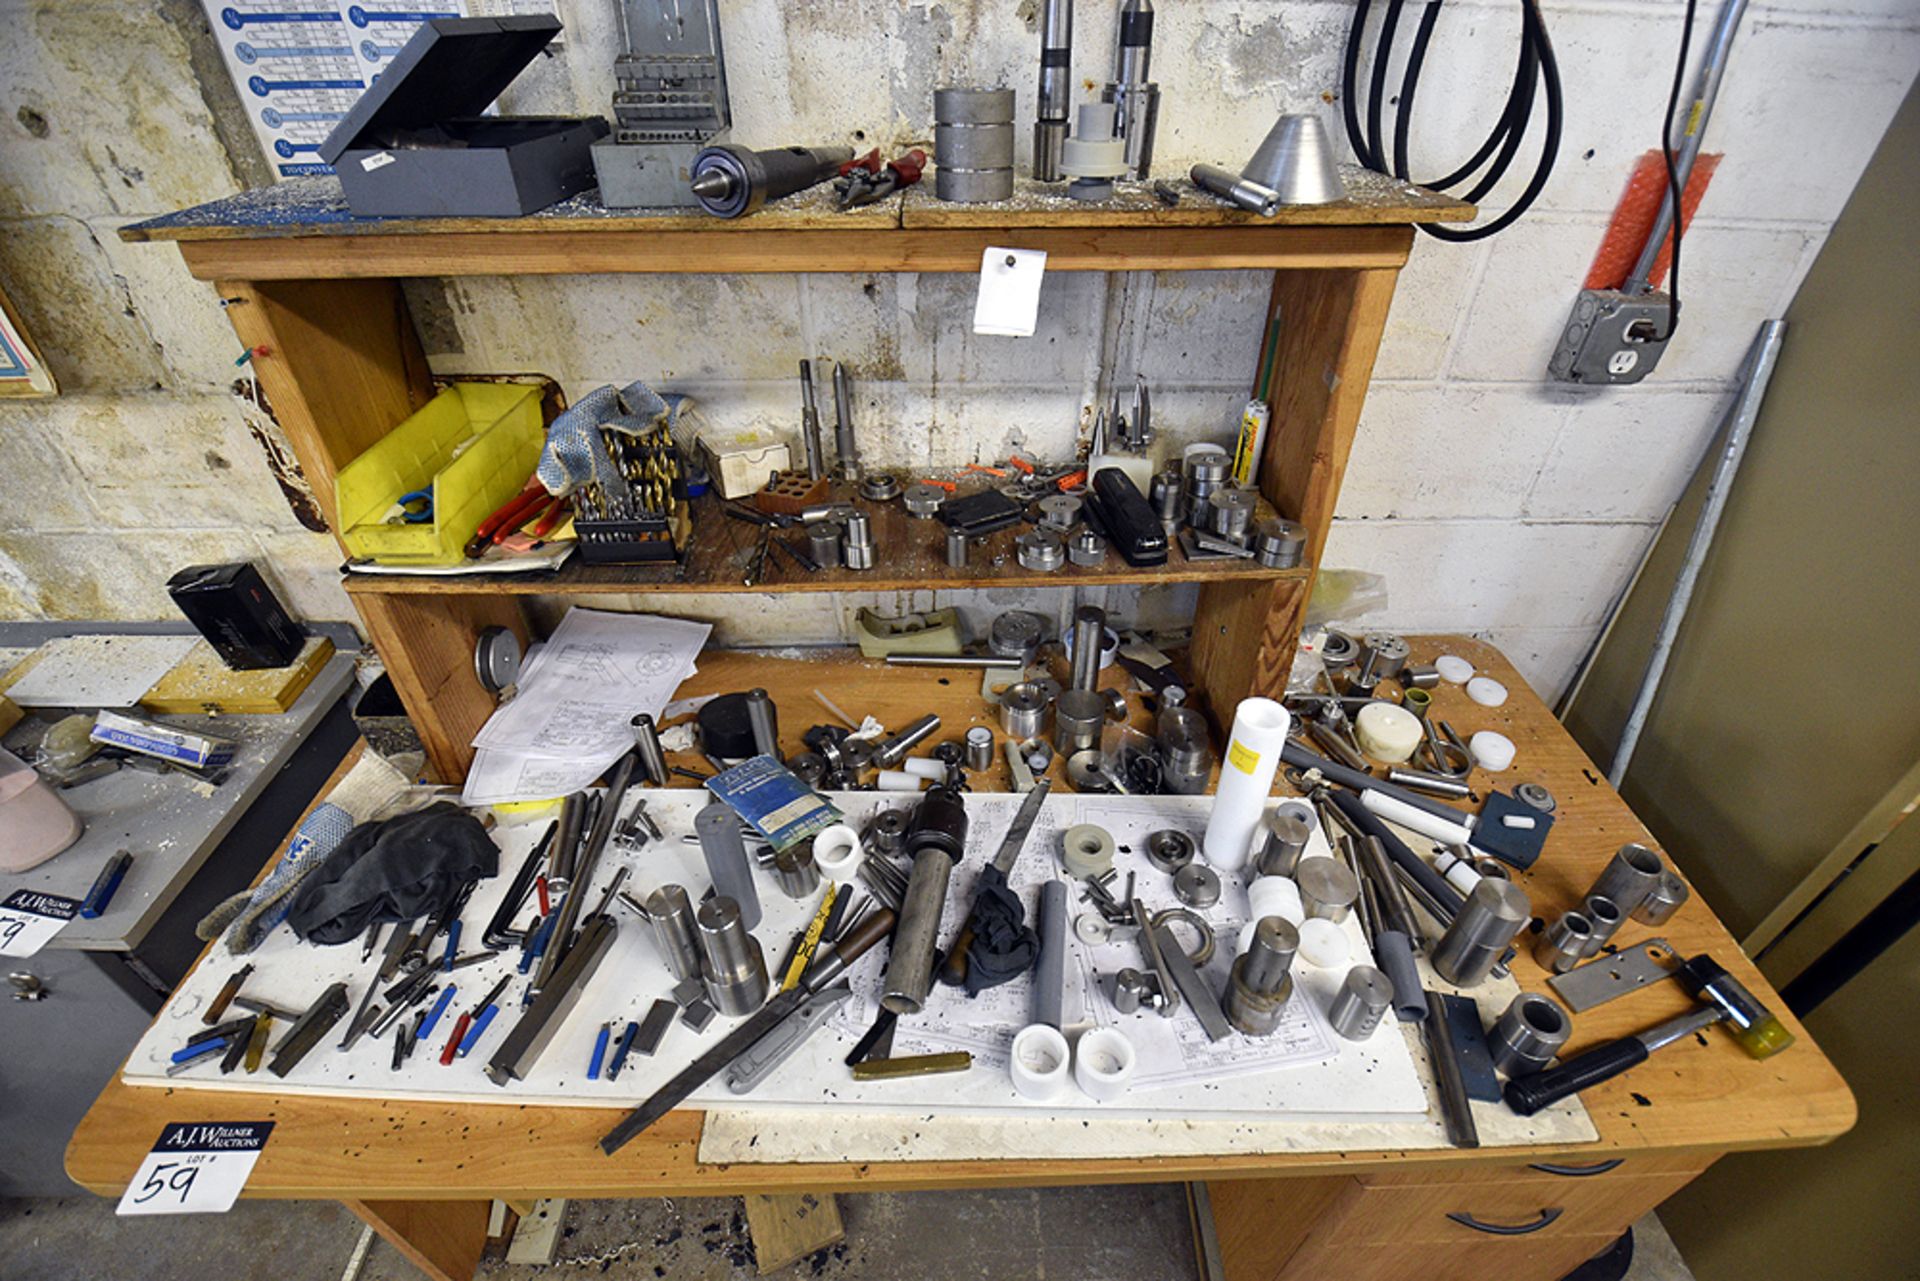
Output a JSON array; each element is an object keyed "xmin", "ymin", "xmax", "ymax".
[{"xmin": 1548, "ymin": 289, "xmax": 1673, "ymax": 384}]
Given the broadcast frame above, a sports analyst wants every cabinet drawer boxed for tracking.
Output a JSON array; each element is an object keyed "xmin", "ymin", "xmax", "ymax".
[
  {"xmin": 1359, "ymin": 1151, "xmax": 1710, "ymax": 1187},
  {"xmin": 1327, "ymin": 1170, "xmax": 1697, "ymax": 1245},
  {"xmin": 1278, "ymin": 1232, "xmax": 1627, "ymax": 1281}
]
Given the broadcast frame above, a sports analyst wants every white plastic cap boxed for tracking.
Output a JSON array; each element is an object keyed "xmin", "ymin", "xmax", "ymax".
[
  {"xmin": 1010, "ymin": 1024, "xmax": 1072, "ymax": 1101},
  {"xmin": 1073, "ymin": 1027, "xmax": 1137, "ymax": 1102},
  {"xmin": 812, "ymin": 823, "xmax": 866, "ymax": 883},
  {"xmin": 1469, "ymin": 730, "xmax": 1517, "ymax": 772},
  {"xmin": 1466, "ymin": 676, "xmax": 1509, "ymax": 707},
  {"xmin": 1435, "ymin": 655, "xmax": 1475, "ymax": 684},
  {"xmin": 1297, "ymin": 917, "xmax": 1351, "ymax": 967}
]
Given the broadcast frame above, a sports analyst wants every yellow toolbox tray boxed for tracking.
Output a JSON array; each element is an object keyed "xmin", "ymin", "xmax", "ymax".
[{"xmin": 335, "ymin": 383, "xmax": 545, "ymax": 566}]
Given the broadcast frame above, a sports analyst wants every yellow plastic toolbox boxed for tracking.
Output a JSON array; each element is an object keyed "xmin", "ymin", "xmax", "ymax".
[{"xmin": 335, "ymin": 383, "xmax": 545, "ymax": 566}]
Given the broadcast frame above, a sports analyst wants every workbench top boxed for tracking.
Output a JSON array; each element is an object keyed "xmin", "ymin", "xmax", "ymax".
[
  {"xmin": 64, "ymin": 638, "xmax": 1854, "ymax": 1201},
  {"xmin": 0, "ymin": 623, "xmax": 357, "ymax": 953}
]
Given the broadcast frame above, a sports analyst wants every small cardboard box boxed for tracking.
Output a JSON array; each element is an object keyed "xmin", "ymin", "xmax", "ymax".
[
  {"xmin": 700, "ymin": 429, "xmax": 794, "ymax": 500},
  {"xmin": 90, "ymin": 711, "xmax": 236, "ymax": 770},
  {"xmin": 320, "ymin": 16, "xmax": 609, "ymax": 218}
]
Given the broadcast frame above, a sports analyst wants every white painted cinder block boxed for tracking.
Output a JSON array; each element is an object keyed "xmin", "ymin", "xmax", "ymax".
[
  {"xmin": 1337, "ymin": 385, "xmax": 1577, "ymax": 520},
  {"xmin": 1524, "ymin": 388, "xmax": 1733, "ymax": 522}
]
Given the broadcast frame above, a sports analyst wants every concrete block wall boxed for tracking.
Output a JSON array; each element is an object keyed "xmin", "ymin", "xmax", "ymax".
[{"xmin": 1, "ymin": 0, "xmax": 1915, "ymax": 702}]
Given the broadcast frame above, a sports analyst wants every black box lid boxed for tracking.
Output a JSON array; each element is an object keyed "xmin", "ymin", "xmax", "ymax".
[{"xmin": 319, "ymin": 14, "xmax": 562, "ymax": 165}]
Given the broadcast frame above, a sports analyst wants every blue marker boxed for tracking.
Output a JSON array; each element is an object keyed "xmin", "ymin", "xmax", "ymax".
[
  {"xmin": 588, "ymin": 1023, "xmax": 612, "ymax": 1080},
  {"xmin": 80, "ymin": 851, "xmax": 133, "ymax": 919},
  {"xmin": 419, "ymin": 985, "xmax": 456, "ymax": 1040},
  {"xmin": 441, "ymin": 921, "xmax": 461, "ymax": 971}
]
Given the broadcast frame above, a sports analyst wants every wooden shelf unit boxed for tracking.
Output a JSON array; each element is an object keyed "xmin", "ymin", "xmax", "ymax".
[{"xmin": 126, "ymin": 177, "xmax": 1471, "ymax": 780}]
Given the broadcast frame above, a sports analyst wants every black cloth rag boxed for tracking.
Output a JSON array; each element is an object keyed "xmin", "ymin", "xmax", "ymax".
[
  {"xmin": 286, "ymin": 802, "xmax": 497, "ymax": 945},
  {"xmin": 962, "ymin": 867, "xmax": 1039, "ymax": 996}
]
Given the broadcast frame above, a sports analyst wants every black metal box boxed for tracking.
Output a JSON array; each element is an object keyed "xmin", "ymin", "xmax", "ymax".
[{"xmin": 165, "ymin": 562, "xmax": 306, "ymax": 670}]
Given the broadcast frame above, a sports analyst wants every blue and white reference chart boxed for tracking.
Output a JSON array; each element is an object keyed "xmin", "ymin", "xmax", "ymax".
[{"xmin": 200, "ymin": 1, "xmax": 567, "ymax": 180}]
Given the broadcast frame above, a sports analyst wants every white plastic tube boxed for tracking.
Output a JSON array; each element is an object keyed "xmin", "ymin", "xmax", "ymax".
[
  {"xmin": 1361, "ymin": 788, "xmax": 1475, "ymax": 847},
  {"xmin": 812, "ymin": 823, "xmax": 866, "ymax": 883},
  {"xmin": 901, "ymin": 758, "xmax": 947, "ymax": 781},
  {"xmin": 1202, "ymin": 698, "xmax": 1291, "ymax": 869},
  {"xmin": 875, "ymin": 769, "xmax": 925, "ymax": 791},
  {"xmin": 1073, "ymin": 1027, "xmax": 1137, "ymax": 1102},
  {"xmin": 1010, "ymin": 1024, "xmax": 1072, "ymax": 1101}
]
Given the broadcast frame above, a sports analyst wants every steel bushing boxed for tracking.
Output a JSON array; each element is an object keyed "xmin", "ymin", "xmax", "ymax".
[
  {"xmin": 1067, "ymin": 529, "xmax": 1108, "ymax": 566},
  {"xmin": 999, "ymin": 682, "xmax": 1051, "ymax": 739},
  {"xmin": 903, "ymin": 483, "xmax": 947, "ymax": 518},
  {"xmin": 1037, "ymin": 494, "xmax": 1082, "ymax": 531},
  {"xmin": 1016, "ymin": 529, "xmax": 1066, "ymax": 572}
]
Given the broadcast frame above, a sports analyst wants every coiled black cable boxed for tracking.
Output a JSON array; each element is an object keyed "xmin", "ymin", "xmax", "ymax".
[{"xmin": 1342, "ymin": 0, "xmax": 1563, "ymax": 241}]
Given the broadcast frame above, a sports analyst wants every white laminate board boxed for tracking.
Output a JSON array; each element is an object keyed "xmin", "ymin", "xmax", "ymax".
[
  {"xmin": 5, "ymin": 634, "xmax": 197, "ymax": 708},
  {"xmin": 123, "ymin": 790, "xmax": 1441, "ymax": 1126}
]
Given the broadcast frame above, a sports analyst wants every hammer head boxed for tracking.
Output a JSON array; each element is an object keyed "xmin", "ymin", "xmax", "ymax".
[{"xmin": 1678, "ymin": 956, "xmax": 1796, "ymax": 1059}]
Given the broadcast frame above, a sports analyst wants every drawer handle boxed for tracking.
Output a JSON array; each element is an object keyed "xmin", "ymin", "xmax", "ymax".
[
  {"xmin": 1528, "ymin": 1159, "xmax": 1624, "ymax": 1178},
  {"xmin": 1446, "ymin": 1208, "xmax": 1564, "ymax": 1236}
]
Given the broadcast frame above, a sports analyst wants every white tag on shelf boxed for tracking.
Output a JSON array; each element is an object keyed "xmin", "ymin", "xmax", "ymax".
[
  {"xmin": 0, "ymin": 889, "xmax": 78, "ymax": 958},
  {"xmin": 116, "ymin": 1122, "xmax": 274, "ymax": 1217},
  {"xmin": 973, "ymin": 247, "xmax": 1048, "ymax": 337}
]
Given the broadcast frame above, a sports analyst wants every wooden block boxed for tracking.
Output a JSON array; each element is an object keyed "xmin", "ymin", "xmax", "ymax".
[
  {"xmin": 0, "ymin": 694, "xmax": 20, "ymax": 736},
  {"xmin": 139, "ymin": 636, "xmax": 336, "ymax": 714},
  {"xmin": 742, "ymin": 1192, "xmax": 844, "ymax": 1275}
]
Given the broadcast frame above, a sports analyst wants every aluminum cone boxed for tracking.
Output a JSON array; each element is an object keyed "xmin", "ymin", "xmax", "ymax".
[{"xmin": 1241, "ymin": 113, "xmax": 1346, "ymax": 205}]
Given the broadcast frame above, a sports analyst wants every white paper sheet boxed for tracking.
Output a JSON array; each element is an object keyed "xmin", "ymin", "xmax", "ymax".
[{"xmin": 462, "ymin": 609, "xmax": 709, "ymax": 803}]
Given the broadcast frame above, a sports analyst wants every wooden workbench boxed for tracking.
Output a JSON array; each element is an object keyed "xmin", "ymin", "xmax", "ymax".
[{"xmin": 64, "ymin": 637, "xmax": 1853, "ymax": 1281}]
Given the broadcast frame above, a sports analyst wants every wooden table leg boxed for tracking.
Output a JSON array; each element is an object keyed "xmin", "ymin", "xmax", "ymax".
[{"xmin": 345, "ymin": 1198, "xmax": 491, "ymax": 1281}]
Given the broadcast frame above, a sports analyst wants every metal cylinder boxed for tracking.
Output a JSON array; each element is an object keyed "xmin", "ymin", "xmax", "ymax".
[
  {"xmin": 874, "ymin": 713, "xmax": 940, "ymax": 768},
  {"xmin": 1149, "ymin": 467, "xmax": 1183, "ymax": 524},
  {"xmin": 696, "ymin": 801, "xmax": 762, "ymax": 930},
  {"xmin": 1032, "ymin": 0, "xmax": 1073, "ymax": 181},
  {"xmin": 1533, "ymin": 910, "xmax": 1594, "ymax": 974},
  {"xmin": 1587, "ymin": 843, "xmax": 1665, "ymax": 917},
  {"xmin": 809, "ymin": 520, "xmax": 844, "ymax": 569},
  {"xmin": 881, "ymin": 788, "xmax": 969, "ymax": 1014},
  {"xmin": 830, "ymin": 362, "xmax": 859, "ymax": 480},
  {"xmin": 1385, "ymin": 766, "xmax": 1471, "ymax": 799},
  {"xmin": 773, "ymin": 844, "xmax": 821, "ymax": 898},
  {"xmin": 1254, "ymin": 518, "xmax": 1306, "ymax": 569},
  {"xmin": 630, "ymin": 713, "xmax": 670, "ymax": 786},
  {"xmin": 1295, "ymin": 857, "xmax": 1360, "ymax": 922},
  {"xmin": 689, "ymin": 143, "xmax": 855, "ymax": 218},
  {"xmin": 1035, "ymin": 880, "xmax": 1068, "ymax": 1029},
  {"xmin": 1431, "ymin": 878, "xmax": 1531, "ymax": 987},
  {"xmin": 1053, "ymin": 688, "xmax": 1104, "ymax": 755},
  {"xmin": 1207, "ymin": 488, "xmax": 1256, "ymax": 541},
  {"xmin": 644, "ymin": 885, "xmax": 704, "ymax": 981},
  {"xmin": 1255, "ymin": 812, "xmax": 1312, "ymax": 877},
  {"xmin": 1327, "ymin": 965, "xmax": 1395, "ymax": 1041},
  {"xmin": 882, "ymin": 847, "xmax": 957, "ymax": 1015},
  {"xmin": 843, "ymin": 511, "xmax": 875, "ymax": 571},
  {"xmin": 1190, "ymin": 162, "xmax": 1279, "ymax": 216},
  {"xmin": 1157, "ymin": 705, "xmax": 1212, "ymax": 795},
  {"xmin": 1582, "ymin": 894, "xmax": 1625, "ymax": 956},
  {"xmin": 1184, "ymin": 449, "xmax": 1229, "ymax": 512},
  {"xmin": 1634, "ymin": 869, "xmax": 1691, "ymax": 925},
  {"xmin": 945, "ymin": 527, "xmax": 970, "ymax": 568},
  {"xmin": 696, "ymin": 896, "xmax": 769, "ymax": 1016},
  {"xmin": 1400, "ymin": 663, "xmax": 1441, "ymax": 689},
  {"xmin": 1000, "ymin": 682, "xmax": 1051, "ymax": 739},
  {"xmin": 1242, "ymin": 917, "xmax": 1298, "ymax": 992},
  {"xmin": 1488, "ymin": 992, "xmax": 1572, "ymax": 1079},
  {"xmin": 1112, "ymin": 967, "xmax": 1151, "ymax": 1015},
  {"xmin": 1358, "ymin": 633, "xmax": 1411, "ymax": 681},
  {"xmin": 744, "ymin": 688, "xmax": 780, "ymax": 759},
  {"xmin": 988, "ymin": 611, "xmax": 1046, "ymax": 664},
  {"xmin": 935, "ymin": 87, "xmax": 1016, "ymax": 202},
  {"xmin": 1069, "ymin": 604, "xmax": 1106, "ymax": 693},
  {"xmin": 965, "ymin": 726, "xmax": 995, "ymax": 772}
]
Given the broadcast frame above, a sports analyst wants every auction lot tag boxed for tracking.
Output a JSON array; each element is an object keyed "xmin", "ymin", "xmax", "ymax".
[
  {"xmin": 116, "ymin": 1122, "xmax": 275, "ymax": 1216},
  {"xmin": 0, "ymin": 890, "xmax": 79, "ymax": 957}
]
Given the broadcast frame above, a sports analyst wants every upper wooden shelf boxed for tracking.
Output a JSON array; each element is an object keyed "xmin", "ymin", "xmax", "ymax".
[
  {"xmin": 341, "ymin": 488, "xmax": 1310, "ymax": 597},
  {"xmin": 121, "ymin": 171, "xmax": 1472, "ymax": 280}
]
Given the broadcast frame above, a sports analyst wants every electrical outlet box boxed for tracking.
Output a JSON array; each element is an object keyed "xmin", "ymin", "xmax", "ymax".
[{"xmin": 1549, "ymin": 288, "xmax": 1673, "ymax": 384}]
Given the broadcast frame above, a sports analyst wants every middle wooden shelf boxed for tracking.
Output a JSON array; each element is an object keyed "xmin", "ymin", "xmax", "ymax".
[{"xmin": 341, "ymin": 489, "xmax": 1309, "ymax": 597}]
